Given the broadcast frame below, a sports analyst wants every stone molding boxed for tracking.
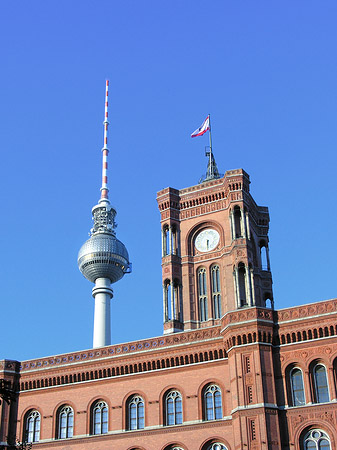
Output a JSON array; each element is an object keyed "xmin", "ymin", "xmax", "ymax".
[
  {"xmin": 276, "ymin": 299, "xmax": 337, "ymax": 323},
  {"xmin": 20, "ymin": 328, "xmax": 222, "ymax": 372},
  {"xmin": 221, "ymin": 307, "xmax": 273, "ymax": 329},
  {"xmin": 279, "ymin": 343, "xmax": 337, "ymax": 365}
]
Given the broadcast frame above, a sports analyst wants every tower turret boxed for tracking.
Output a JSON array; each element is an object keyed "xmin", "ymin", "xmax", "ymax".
[
  {"xmin": 157, "ymin": 167, "xmax": 273, "ymax": 334},
  {"xmin": 78, "ymin": 81, "xmax": 131, "ymax": 348}
]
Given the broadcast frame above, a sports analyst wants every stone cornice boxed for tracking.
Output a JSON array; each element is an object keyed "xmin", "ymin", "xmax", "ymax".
[
  {"xmin": 20, "ymin": 327, "xmax": 222, "ymax": 373},
  {"xmin": 275, "ymin": 298, "xmax": 337, "ymax": 323}
]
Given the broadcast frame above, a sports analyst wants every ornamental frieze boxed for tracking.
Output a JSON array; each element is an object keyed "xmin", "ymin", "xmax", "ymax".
[
  {"xmin": 20, "ymin": 327, "xmax": 222, "ymax": 372},
  {"xmin": 290, "ymin": 410, "xmax": 335, "ymax": 431},
  {"xmin": 277, "ymin": 300, "xmax": 337, "ymax": 322},
  {"xmin": 236, "ymin": 250, "xmax": 247, "ymax": 259},
  {"xmin": 179, "ymin": 200, "xmax": 229, "ymax": 221},
  {"xmin": 279, "ymin": 345, "xmax": 337, "ymax": 365},
  {"xmin": 222, "ymin": 308, "xmax": 273, "ymax": 327}
]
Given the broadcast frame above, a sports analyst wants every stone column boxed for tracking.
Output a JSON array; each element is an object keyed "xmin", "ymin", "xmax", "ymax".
[
  {"xmin": 179, "ymin": 284, "xmax": 183, "ymax": 321},
  {"xmin": 241, "ymin": 208, "xmax": 246, "ymax": 238},
  {"xmin": 234, "ymin": 268, "xmax": 240, "ymax": 308},
  {"xmin": 245, "ymin": 265, "xmax": 251, "ymax": 306},
  {"xmin": 169, "ymin": 226, "xmax": 172, "ymax": 255},
  {"xmin": 171, "ymin": 229, "xmax": 175, "ymax": 255},
  {"xmin": 163, "ymin": 284, "xmax": 168, "ymax": 322},
  {"xmin": 173, "ymin": 284, "xmax": 179, "ymax": 320},
  {"xmin": 177, "ymin": 228, "xmax": 181, "ymax": 256},
  {"xmin": 170, "ymin": 281, "xmax": 175, "ymax": 320},
  {"xmin": 304, "ymin": 370, "xmax": 312, "ymax": 404},
  {"xmin": 161, "ymin": 228, "xmax": 165, "ymax": 257},
  {"xmin": 266, "ymin": 246, "xmax": 271, "ymax": 271},
  {"xmin": 230, "ymin": 211, "xmax": 235, "ymax": 240},
  {"xmin": 245, "ymin": 211, "xmax": 250, "ymax": 240},
  {"xmin": 250, "ymin": 267, "xmax": 255, "ymax": 306},
  {"xmin": 328, "ymin": 366, "xmax": 336, "ymax": 401}
]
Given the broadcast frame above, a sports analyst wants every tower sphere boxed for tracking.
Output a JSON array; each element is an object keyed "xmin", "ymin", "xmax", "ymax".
[{"xmin": 78, "ymin": 231, "xmax": 130, "ymax": 284}]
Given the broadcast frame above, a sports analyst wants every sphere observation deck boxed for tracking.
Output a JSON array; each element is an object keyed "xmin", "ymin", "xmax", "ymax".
[
  {"xmin": 78, "ymin": 232, "xmax": 130, "ymax": 284},
  {"xmin": 78, "ymin": 201, "xmax": 131, "ymax": 284}
]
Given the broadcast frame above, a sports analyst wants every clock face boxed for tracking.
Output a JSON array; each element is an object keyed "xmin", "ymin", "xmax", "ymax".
[{"xmin": 195, "ymin": 229, "xmax": 220, "ymax": 252}]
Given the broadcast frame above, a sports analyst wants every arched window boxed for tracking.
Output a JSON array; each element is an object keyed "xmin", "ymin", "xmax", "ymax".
[
  {"xmin": 164, "ymin": 225, "xmax": 170, "ymax": 256},
  {"xmin": 211, "ymin": 265, "xmax": 221, "ymax": 319},
  {"xmin": 265, "ymin": 295, "xmax": 273, "ymax": 309},
  {"xmin": 58, "ymin": 405, "xmax": 74, "ymax": 439},
  {"xmin": 171, "ymin": 225, "xmax": 178, "ymax": 255},
  {"xmin": 128, "ymin": 396, "xmax": 144, "ymax": 430},
  {"xmin": 173, "ymin": 279, "xmax": 181, "ymax": 321},
  {"xmin": 233, "ymin": 206, "xmax": 242, "ymax": 238},
  {"xmin": 197, "ymin": 268, "xmax": 208, "ymax": 321},
  {"xmin": 204, "ymin": 384, "xmax": 222, "ymax": 420},
  {"xmin": 290, "ymin": 368, "xmax": 305, "ymax": 406},
  {"xmin": 165, "ymin": 390, "xmax": 183, "ymax": 425},
  {"xmin": 313, "ymin": 364, "xmax": 330, "ymax": 403},
  {"xmin": 207, "ymin": 444, "xmax": 228, "ymax": 450},
  {"xmin": 92, "ymin": 400, "xmax": 108, "ymax": 435},
  {"xmin": 164, "ymin": 445, "xmax": 184, "ymax": 450},
  {"xmin": 164, "ymin": 447, "xmax": 185, "ymax": 450},
  {"xmin": 260, "ymin": 244, "xmax": 268, "ymax": 270},
  {"xmin": 25, "ymin": 410, "xmax": 40, "ymax": 443},
  {"xmin": 302, "ymin": 429, "xmax": 331, "ymax": 449},
  {"xmin": 238, "ymin": 263, "xmax": 247, "ymax": 307}
]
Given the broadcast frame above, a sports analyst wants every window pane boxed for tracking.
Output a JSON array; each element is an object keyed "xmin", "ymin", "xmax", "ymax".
[
  {"xmin": 68, "ymin": 412, "xmax": 73, "ymax": 438},
  {"xmin": 214, "ymin": 391, "xmax": 222, "ymax": 419},
  {"xmin": 202, "ymin": 271, "xmax": 207, "ymax": 295},
  {"xmin": 138, "ymin": 403, "xmax": 144, "ymax": 429},
  {"xmin": 60, "ymin": 413, "xmax": 67, "ymax": 438},
  {"xmin": 27, "ymin": 418, "xmax": 34, "ymax": 443},
  {"xmin": 206, "ymin": 392, "xmax": 214, "ymax": 420},
  {"xmin": 291, "ymin": 369, "xmax": 305, "ymax": 406},
  {"xmin": 167, "ymin": 398, "xmax": 174, "ymax": 425},
  {"xmin": 102, "ymin": 407, "xmax": 108, "ymax": 434},
  {"xmin": 319, "ymin": 440, "xmax": 331, "ymax": 450},
  {"xmin": 176, "ymin": 397, "xmax": 183, "ymax": 424},
  {"xmin": 94, "ymin": 408, "xmax": 101, "ymax": 434},
  {"xmin": 305, "ymin": 442, "xmax": 316, "ymax": 450},
  {"xmin": 315, "ymin": 366, "xmax": 330, "ymax": 403},
  {"xmin": 130, "ymin": 403, "xmax": 137, "ymax": 430}
]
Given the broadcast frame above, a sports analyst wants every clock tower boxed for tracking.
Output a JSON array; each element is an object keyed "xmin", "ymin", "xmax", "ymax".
[{"xmin": 157, "ymin": 159, "xmax": 273, "ymax": 334}]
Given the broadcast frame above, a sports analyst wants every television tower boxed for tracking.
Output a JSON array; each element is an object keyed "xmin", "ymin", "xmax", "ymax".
[{"xmin": 78, "ymin": 81, "xmax": 131, "ymax": 348}]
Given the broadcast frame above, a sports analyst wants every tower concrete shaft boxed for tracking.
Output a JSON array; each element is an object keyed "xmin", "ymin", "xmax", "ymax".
[{"xmin": 92, "ymin": 278, "xmax": 113, "ymax": 347}]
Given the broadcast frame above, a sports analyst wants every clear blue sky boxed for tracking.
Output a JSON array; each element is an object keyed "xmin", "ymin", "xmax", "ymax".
[{"xmin": 1, "ymin": 1, "xmax": 337, "ymax": 361}]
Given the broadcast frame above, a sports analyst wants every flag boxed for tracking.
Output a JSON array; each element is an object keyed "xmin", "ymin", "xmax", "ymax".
[{"xmin": 191, "ymin": 115, "xmax": 210, "ymax": 138}]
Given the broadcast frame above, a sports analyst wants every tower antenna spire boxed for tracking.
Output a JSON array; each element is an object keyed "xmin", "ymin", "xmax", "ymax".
[{"xmin": 100, "ymin": 79, "xmax": 109, "ymax": 203}]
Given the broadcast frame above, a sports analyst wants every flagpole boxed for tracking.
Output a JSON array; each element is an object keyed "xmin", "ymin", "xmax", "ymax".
[{"xmin": 208, "ymin": 114, "xmax": 213, "ymax": 177}]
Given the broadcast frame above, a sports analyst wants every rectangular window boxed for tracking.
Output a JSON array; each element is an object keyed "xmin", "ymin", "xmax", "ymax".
[
  {"xmin": 247, "ymin": 386, "xmax": 253, "ymax": 404},
  {"xmin": 249, "ymin": 419, "xmax": 256, "ymax": 440},
  {"xmin": 245, "ymin": 356, "xmax": 251, "ymax": 373}
]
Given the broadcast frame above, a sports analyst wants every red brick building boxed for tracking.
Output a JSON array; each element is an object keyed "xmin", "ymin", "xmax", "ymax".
[{"xmin": 1, "ymin": 168, "xmax": 337, "ymax": 450}]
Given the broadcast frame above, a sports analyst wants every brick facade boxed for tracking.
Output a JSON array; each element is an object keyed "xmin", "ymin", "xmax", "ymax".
[{"xmin": 1, "ymin": 170, "xmax": 337, "ymax": 450}]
